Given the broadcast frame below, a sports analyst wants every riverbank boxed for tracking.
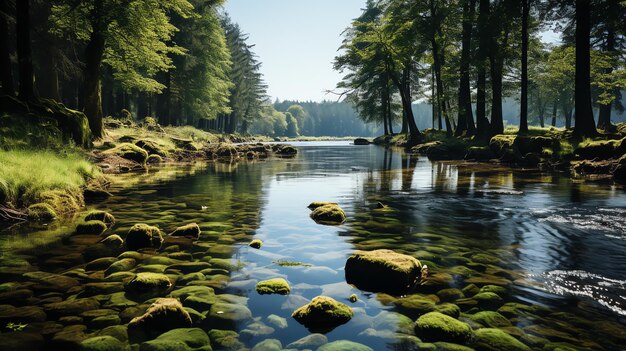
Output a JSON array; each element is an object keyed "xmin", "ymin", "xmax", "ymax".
[{"xmin": 371, "ymin": 125, "xmax": 626, "ymax": 183}]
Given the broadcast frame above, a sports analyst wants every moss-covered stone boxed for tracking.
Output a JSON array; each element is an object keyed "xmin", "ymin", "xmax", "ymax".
[
  {"xmin": 437, "ymin": 288, "xmax": 464, "ymax": 302},
  {"xmin": 79, "ymin": 335, "xmax": 128, "ymax": 351},
  {"xmin": 125, "ymin": 272, "xmax": 172, "ymax": 299},
  {"xmin": 348, "ymin": 294, "xmax": 358, "ymax": 303},
  {"xmin": 208, "ymin": 330, "xmax": 243, "ymax": 350},
  {"xmin": 128, "ymin": 298, "xmax": 192, "ymax": 334},
  {"xmin": 27, "ymin": 203, "xmax": 57, "ymax": 221},
  {"xmin": 434, "ymin": 303, "xmax": 461, "ymax": 318},
  {"xmin": 101, "ymin": 234, "xmax": 124, "ymax": 249},
  {"xmin": 249, "ymin": 239, "xmax": 263, "ymax": 249},
  {"xmin": 207, "ymin": 302, "xmax": 252, "ymax": 328},
  {"xmin": 415, "ymin": 312, "xmax": 473, "ymax": 344},
  {"xmin": 140, "ymin": 328, "xmax": 210, "ymax": 351},
  {"xmin": 317, "ymin": 340, "xmax": 373, "ymax": 351},
  {"xmin": 468, "ymin": 311, "xmax": 511, "ymax": 328},
  {"xmin": 345, "ymin": 249, "xmax": 422, "ymax": 294},
  {"xmin": 292, "ymin": 296, "xmax": 353, "ymax": 332},
  {"xmin": 146, "ymin": 154, "xmax": 163, "ymax": 164},
  {"xmin": 393, "ymin": 294, "xmax": 437, "ymax": 318},
  {"xmin": 126, "ymin": 223, "xmax": 163, "ymax": 250},
  {"xmin": 575, "ymin": 137, "xmax": 626, "ymax": 160},
  {"xmin": 255, "ymin": 278, "xmax": 290, "ymax": 295},
  {"xmin": 433, "ymin": 342, "xmax": 475, "ymax": 351},
  {"xmin": 309, "ymin": 203, "xmax": 346, "ymax": 225},
  {"xmin": 473, "ymin": 328, "xmax": 530, "ymax": 351},
  {"xmin": 104, "ymin": 258, "xmax": 136, "ymax": 277},
  {"xmin": 105, "ymin": 143, "xmax": 149, "ymax": 163},
  {"xmin": 76, "ymin": 220, "xmax": 108, "ymax": 235},
  {"xmin": 85, "ymin": 210, "xmax": 116, "ymax": 228},
  {"xmin": 169, "ymin": 223, "xmax": 201, "ymax": 239},
  {"xmin": 466, "ymin": 146, "xmax": 495, "ymax": 161},
  {"xmin": 307, "ymin": 201, "xmax": 338, "ymax": 210},
  {"xmin": 472, "ymin": 292, "xmax": 503, "ymax": 307}
]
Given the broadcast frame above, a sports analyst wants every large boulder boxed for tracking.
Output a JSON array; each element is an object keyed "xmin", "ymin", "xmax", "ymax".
[
  {"xmin": 345, "ymin": 249, "xmax": 423, "ymax": 294},
  {"xmin": 291, "ymin": 296, "xmax": 353, "ymax": 333},
  {"xmin": 354, "ymin": 138, "xmax": 371, "ymax": 145},
  {"xmin": 309, "ymin": 203, "xmax": 346, "ymax": 225},
  {"xmin": 84, "ymin": 210, "xmax": 116, "ymax": 228},
  {"xmin": 128, "ymin": 298, "xmax": 192, "ymax": 335},
  {"xmin": 414, "ymin": 312, "xmax": 473, "ymax": 344},
  {"xmin": 125, "ymin": 272, "xmax": 172, "ymax": 299},
  {"xmin": 104, "ymin": 143, "xmax": 149, "ymax": 163},
  {"xmin": 125, "ymin": 224, "xmax": 163, "ymax": 251},
  {"xmin": 255, "ymin": 278, "xmax": 290, "ymax": 295},
  {"xmin": 169, "ymin": 223, "xmax": 201, "ymax": 239}
]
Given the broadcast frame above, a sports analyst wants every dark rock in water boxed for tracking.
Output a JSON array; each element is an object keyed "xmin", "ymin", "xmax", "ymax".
[
  {"xmin": 309, "ymin": 204, "xmax": 346, "ymax": 225},
  {"xmin": 291, "ymin": 296, "xmax": 353, "ymax": 333},
  {"xmin": 169, "ymin": 223, "xmax": 201, "ymax": 239},
  {"xmin": 76, "ymin": 220, "xmax": 108, "ymax": 235},
  {"xmin": 44, "ymin": 298, "xmax": 100, "ymax": 318},
  {"xmin": 0, "ymin": 305, "xmax": 47, "ymax": 323},
  {"xmin": 84, "ymin": 210, "xmax": 115, "ymax": 228},
  {"xmin": 307, "ymin": 201, "xmax": 338, "ymax": 210},
  {"xmin": 275, "ymin": 145, "xmax": 298, "ymax": 157},
  {"xmin": 85, "ymin": 257, "xmax": 117, "ymax": 271},
  {"xmin": 140, "ymin": 328, "xmax": 210, "ymax": 351},
  {"xmin": 0, "ymin": 331, "xmax": 44, "ymax": 351},
  {"xmin": 104, "ymin": 258, "xmax": 136, "ymax": 277},
  {"xmin": 248, "ymin": 239, "xmax": 263, "ymax": 249},
  {"xmin": 101, "ymin": 235, "xmax": 124, "ymax": 250},
  {"xmin": 414, "ymin": 312, "xmax": 473, "ymax": 344},
  {"xmin": 128, "ymin": 298, "xmax": 192, "ymax": 335},
  {"xmin": 465, "ymin": 146, "xmax": 495, "ymax": 161},
  {"xmin": 513, "ymin": 136, "xmax": 554, "ymax": 155},
  {"xmin": 345, "ymin": 249, "xmax": 422, "ymax": 294},
  {"xmin": 354, "ymin": 138, "xmax": 371, "ymax": 145},
  {"xmin": 473, "ymin": 328, "xmax": 530, "ymax": 351},
  {"xmin": 215, "ymin": 144, "xmax": 239, "ymax": 159},
  {"xmin": 84, "ymin": 187, "xmax": 113, "ymax": 201},
  {"xmin": 207, "ymin": 302, "xmax": 253, "ymax": 329},
  {"xmin": 146, "ymin": 154, "xmax": 162, "ymax": 164},
  {"xmin": 79, "ymin": 335, "xmax": 128, "ymax": 351},
  {"xmin": 125, "ymin": 224, "xmax": 163, "ymax": 251},
  {"xmin": 125, "ymin": 272, "xmax": 172, "ymax": 299},
  {"xmin": 574, "ymin": 137, "xmax": 626, "ymax": 160}
]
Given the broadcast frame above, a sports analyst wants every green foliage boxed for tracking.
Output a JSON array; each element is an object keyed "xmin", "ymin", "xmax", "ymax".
[{"xmin": 285, "ymin": 112, "xmax": 299, "ymax": 137}]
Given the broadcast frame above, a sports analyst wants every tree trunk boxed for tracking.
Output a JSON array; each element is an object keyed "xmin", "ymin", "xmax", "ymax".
[
  {"xmin": 391, "ymin": 65, "xmax": 420, "ymax": 139},
  {"xmin": 456, "ymin": 0, "xmax": 476, "ymax": 136},
  {"xmin": 475, "ymin": 0, "xmax": 490, "ymax": 138},
  {"xmin": 137, "ymin": 92, "xmax": 149, "ymax": 120},
  {"xmin": 551, "ymin": 102, "xmax": 557, "ymax": 127},
  {"xmin": 519, "ymin": 0, "xmax": 529, "ymax": 134},
  {"xmin": 16, "ymin": 0, "xmax": 35, "ymax": 101},
  {"xmin": 156, "ymin": 71, "xmax": 171, "ymax": 125},
  {"xmin": 387, "ymin": 87, "xmax": 394, "ymax": 134},
  {"xmin": 432, "ymin": 38, "xmax": 452, "ymax": 137},
  {"xmin": 596, "ymin": 20, "xmax": 615, "ymax": 130},
  {"xmin": 83, "ymin": 27, "xmax": 106, "ymax": 139},
  {"xmin": 382, "ymin": 90, "xmax": 389, "ymax": 135},
  {"xmin": 1, "ymin": 0, "xmax": 15, "ymax": 95},
  {"xmin": 573, "ymin": 0, "xmax": 597, "ymax": 137}
]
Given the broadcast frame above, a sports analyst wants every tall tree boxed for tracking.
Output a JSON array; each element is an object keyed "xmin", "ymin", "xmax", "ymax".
[
  {"xmin": 519, "ymin": 0, "xmax": 530, "ymax": 134},
  {"xmin": 455, "ymin": 0, "xmax": 476, "ymax": 136},
  {"xmin": 16, "ymin": 0, "xmax": 34, "ymax": 100},
  {"xmin": 0, "ymin": 0, "xmax": 14, "ymax": 95},
  {"xmin": 573, "ymin": 0, "xmax": 597, "ymax": 137},
  {"xmin": 475, "ymin": 0, "xmax": 490, "ymax": 138}
]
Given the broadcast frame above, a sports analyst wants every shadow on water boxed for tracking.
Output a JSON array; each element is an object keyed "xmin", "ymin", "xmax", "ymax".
[{"xmin": 2, "ymin": 141, "xmax": 626, "ymax": 350}]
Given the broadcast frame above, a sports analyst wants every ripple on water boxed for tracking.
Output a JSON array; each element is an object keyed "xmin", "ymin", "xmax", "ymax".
[
  {"xmin": 534, "ymin": 207, "xmax": 626, "ymax": 239},
  {"xmin": 539, "ymin": 270, "xmax": 626, "ymax": 316}
]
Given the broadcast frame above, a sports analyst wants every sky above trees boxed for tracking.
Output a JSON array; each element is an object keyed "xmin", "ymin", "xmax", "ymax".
[{"xmin": 223, "ymin": 0, "xmax": 364, "ymax": 102}]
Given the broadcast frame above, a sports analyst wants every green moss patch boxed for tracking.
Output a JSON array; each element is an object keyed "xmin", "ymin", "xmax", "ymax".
[
  {"xmin": 256, "ymin": 278, "xmax": 290, "ymax": 295},
  {"xmin": 415, "ymin": 312, "xmax": 473, "ymax": 344},
  {"xmin": 292, "ymin": 295, "xmax": 353, "ymax": 333}
]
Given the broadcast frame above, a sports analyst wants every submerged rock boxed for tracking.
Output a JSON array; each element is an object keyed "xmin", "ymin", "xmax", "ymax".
[
  {"xmin": 125, "ymin": 272, "xmax": 172, "ymax": 299},
  {"xmin": 139, "ymin": 328, "xmax": 210, "ymax": 351},
  {"xmin": 84, "ymin": 210, "xmax": 115, "ymax": 228},
  {"xmin": 125, "ymin": 224, "xmax": 163, "ymax": 251},
  {"xmin": 128, "ymin": 298, "xmax": 192, "ymax": 334},
  {"xmin": 287, "ymin": 333, "xmax": 328, "ymax": 348},
  {"xmin": 473, "ymin": 328, "xmax": 530, "ymax": 351},
  {"xmin": 414, "ymin": 312, "xmax": 473, "ymax": 344},
  {"xmin": 309, "ymin": 203, "xmax": 346, "ymax": 225},
  {"xmin": 79, "ymin": 335, "xmax": 128, "ymax": 351},
  {"xmin": 291, "ymin": 295, "xmax": 353, "ymax": 333},
  {"xmin": 345, "ymin": 249, "xmax": 422, "ymax": 294},
  {"xmin": 169, "ymin": 223, "xmax": 201, "ymax": 239},
  {"xmin": 255, "ymin": 278, "xmax": 290, "ymax": 295},
  {"xmin": 307, "ymin": 201, "xmax": 338, "ymax": 210},
  {"xmin": 317, "ymin": 340, "xmax": 373, "ymax": 351}
]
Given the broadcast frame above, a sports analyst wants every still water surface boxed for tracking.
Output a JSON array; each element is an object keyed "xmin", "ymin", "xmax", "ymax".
[{"xmin": 2, "ymin": 141, "xmax": 626, "ymax": 350}]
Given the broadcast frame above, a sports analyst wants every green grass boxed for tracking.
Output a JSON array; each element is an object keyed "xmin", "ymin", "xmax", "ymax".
[{"xmin": 0, "ymin": 149, "xmax": 100, "ymax": 208}]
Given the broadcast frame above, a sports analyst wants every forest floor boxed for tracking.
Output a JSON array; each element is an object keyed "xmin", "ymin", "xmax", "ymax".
[{"xmin": 372, "ymin": 124, "xmax": 626, "ymax": 184}]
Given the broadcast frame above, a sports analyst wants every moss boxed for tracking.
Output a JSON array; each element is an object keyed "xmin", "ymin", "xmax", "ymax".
[
  {"xmin": 125, "ymin": 223, "xmax": 163, "ymax": 250},
  {"xmin": 307, "ymin": 201, "xmax": 338, "ymax": 209},
  {"xmin": 249, "ymin": 239, "xmax": 263, "ymax": 249},
  {"xmin": 104, "ymin": 143, "xmax": 149, "ymax": 163},
  {"xmin": 468, "ymin": 311, "xmax": 511, "ymax": 328},
  {"xmin": 414, "ymin": 312, "xmax": 473, "ymax": 344},
  {"xmin": 345, "ymin": 249, "xmax": 422, "ymax": 294},
  {"xmin": 479, "ymin": 285, "xmax": 507, "ymax": 296},
  {"xmin": 140, "ymin": 328, "xmax": 210, "ymax": 351},
  {"xmin": 437, "ymin": 288, "xmax": 464, "ymax": 302},
  {"xmin": 27, "ymin": 203, "xmax": 57, "ymax": 221},
  {"xmin": 169, "ymin": 223, "xmax": 201, "ymax": 239},
  {"xmin": 84, "ymin": 210, "xmax": 115, "ymax": 228},
  {"xmin": 473, "ymin": 292, "xmax": 503, "ymax": 307},
  {"xmin": 146, "ymin": 154, "xmax": 163, "ymax": 164},
  {"xmin": 208, "ymin": 329, "xmax": 244, "ymax": 350},
  {"xmin": 349, "ymin": 294, "xmax": 358, "ymax": 303},
  {"xmin": 317, "ymin": 340, "xmax": 373, "ymax": 351},
  {"xmin": 473, "ymin": 328, "xmax": 530, "ymax": 351},
  {"xmin": 76, "ymin": 220, "xmax": 108, "ymax": 235},
  {"xmin": 434, "ymin": 303, "xmax": 461, "ymax": 318},
  {"xmin": 79, "ymin": 335, "xmax": 127, "ymax": 351},
  {"xmin": 575, "ymin": 137, "xmax": 626, "ymax": 160},
  {"xmin": 125, "ymin": 272, "xmax": 172, "ymax": 299},
  {"xmin": 466, "ymin": 146, "xmax": 495, "ymax": 161},
  {"xmin": 292, "ymin": 296, "xmax": 353, "ymax": 332},
  {"xmin": 309, "ymin": 203, "xmax": 346, "ymax": 225},
  {"xmin": 214, "ymin": 144, "xmax": 239, "ymax": 159},
  {"xmin": 489, "ymin": 135, "xmax": 516, "ymax": 156},
  {"xmin": 273, "ymin": 260, "xmax": 311, "ymax": 267},
  {"xmin": 128, "ymin": 298, "xmax": 192, "ymax": 335},
  {"xmin": 256, "ymin": 278, "xmax": 290, "ymax": 295},
  {"xmin": 135, "ymin": 139, "xmax": 168, "ymax": 157}
]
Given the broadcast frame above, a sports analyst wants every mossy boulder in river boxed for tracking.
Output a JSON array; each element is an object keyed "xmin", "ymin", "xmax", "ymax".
[
  {"xmin": 292, "ymin": 296, "xmax": 353, "ymax": 333},
  {"xmin": 79, "ymin": 335, "xmax": 128, "ymax": 351},
  {"xmin": 345, "ymin": 249, "xmax": 423, "ymax": 294},
  {"xmin": 309, "ymin": 203, "xmax": 346, "ymax": 225},
  {"xmin": 249, "ymin": 239, "xmax": 263, "ymax": 249},
  {"xmin": 27, "ymin": 203, "xmax": 56, "ymax": 221},
  {"xmin": 415, "ymin": 312, "xmax": 473, "ymax": 344},
  {"xmin": 354, "ymin": 138, "xmax": 371, "ymax": 145},
  {"xmin": 105, "ymin": 143, "xmax": 149, "ymax": 163},
  {"xmin": 125, "ymin": 272, "xmax": 172, "ymax": 299},
  {"xmin": 317, "ymin": 340, "xmax": 373, "ymax": 351},
  {"xmin": 76, "ymin": 220, "xmax": 108, "ymax": 235},
  {"xmin": 128, "ymin": 298, "xmax": 192, "ymax": 335},
  {"xmin": 308, "ymin": 201, "xmax": 338, "ymax": 209},
  {"xmin": 473, "ymin": 328, "xmax": 530, "ymax": 351},
  {"xmin": 84, "ymin": 210, "xmax": 115, "ymax": 228},
  {"xmin": 256, "ymin": 278, "xmax": 290, "ymax": 295},
  {"xmin": 125, "ymin": 224, "xmax": 163, "ymax": 250},
  {"xmin": 139, "ymin": 328, "xmax": 210, "ymax": 351},
  {"xmin": 169, "ymin": 223, "xmax": 201, "ymax": 239}
]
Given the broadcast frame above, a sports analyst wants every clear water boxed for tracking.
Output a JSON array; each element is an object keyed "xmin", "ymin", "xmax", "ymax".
[{"xmin": 2, "ymin": 141, "xmax": 626, "ymax": 350}]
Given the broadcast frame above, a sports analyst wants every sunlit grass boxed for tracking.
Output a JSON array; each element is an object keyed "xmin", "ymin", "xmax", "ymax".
[{"xmin": 0, "ymin": 149, "xmax": 100, "ymax": 207}]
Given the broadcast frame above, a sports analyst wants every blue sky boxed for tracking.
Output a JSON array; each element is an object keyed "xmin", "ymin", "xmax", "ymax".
[{"xmin": 223, "ymin": 0, "xmax": 365, "ymax": 102}]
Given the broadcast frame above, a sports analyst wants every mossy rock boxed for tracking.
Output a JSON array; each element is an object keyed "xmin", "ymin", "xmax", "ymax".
[
  {"xmin": 76, "ymin": 220, "xmax": 108, "ymax": 235},
  {"xmin": 140, "ymin": 328, "xmax": 210, "ymax": 351},
  {"xmin": 575, "ymin": 137, "xmax": 626, "ymax": 160},
  {"xmin": 309, "ymin": 203, "xmax": 346, "ymax": 225},
  {"xmin": 473, "ymin": 328, "xmax": 530, "ymax": 351},
  {"xmin": 415, "ymin": 312, "xmax": 473, "ymax": 344},
  {"xmin": 126, "ymin": 224, "xmax": 163, "ymax": 250},
  {"xmin": 79, "ymin": 335, "xmax": 128, "ymax": 351},
  {"xmin": 85, "ymin": 210, "xmax": 115, "ymax": 228},
  {"xmin": 275, "ymin": 145, "xmax": 298, "ymax": 156},
  {"xmin": 437, "ymin": 288, "xmax": 464, "ymax": 302},
  {"xmin": 207, "ymin": 302, "xmax": 252, "ymax": 329},
  {"xmin": 249, "ymin": 239, "xmax": 263, "ymax": 249},
  {"xmin": 27, "ymin": 203, "xmax": 57, "ymax": 221},
  {"xmin": 472, "ymin": 292, "xmax": 503, "ymax": 307},
  {"xmin": 135, "ymin": 139, "xmax": 168, "ymax": 157},
  {"xmin": 129, "ymin": 298, "xmax": 192, "ymax": 335},
  {"xmin": 256, "ymin": 278, "xmax": 290, "ymax": 295},
  {"xmin": 345, "ymin": 249, "xmax": 422, "ymax": 294},
  {"xmin": 433, "ymin": 342, "xmax": 475, "ymax": 351},
  {"xmin": 317, "ymin": 340, "xmax": 373, "ymax": 351},
  {"xmin": 513, "ymin": 136, "xmax": 554, "ymax": 155},
  {"xmin": 169, "ymin": 223, "xmax": 201, "ymax": 239},
  {"xmin": 489, "ymin": 135, "xmax": 516, "ymax": 156},
  {"xmin": 146, "ymin": 154, "xmax": 163, "ymax": 164},
  {"xmin": 434, "ymin": 303, "xmax": 461, "ymax": 318},
  {"xmin": 105, "ymin": 143, "xmax": 149, "ymax": 163},
  {"xmin": 292, "ymin": 296, "xmax": 353, "ymax": 333},
  {"xmin": 466, "ymin": 146, "xmax": 495, "ymax": 161},
  {"xmin": 468, "ymin": 311, "xmax": 511, "ymax": 328},
  {"xmin": 215, "ymin": 144, "xmax": 239, "ymax": 159},
  {"xmin": 104, "ymin": 258, "xmax": 136, "ymax": 276},
  {"xmin": 307, "ymin": 201, "xmax": 338, "ymax": 210},
  {"xmin": 393, "ymin": 294, "xmax": 437, "ymax": 318},
  {"xmin": 125, "ymin": 272, "xmax": 172, "ymax": 299},
  {"xmin": 479, "ymin": 285, "xmax": 507, "ymax": 296},
  {"xmin": 208, "ymin": 329, "xmax": 243, "ymax": 350}
]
